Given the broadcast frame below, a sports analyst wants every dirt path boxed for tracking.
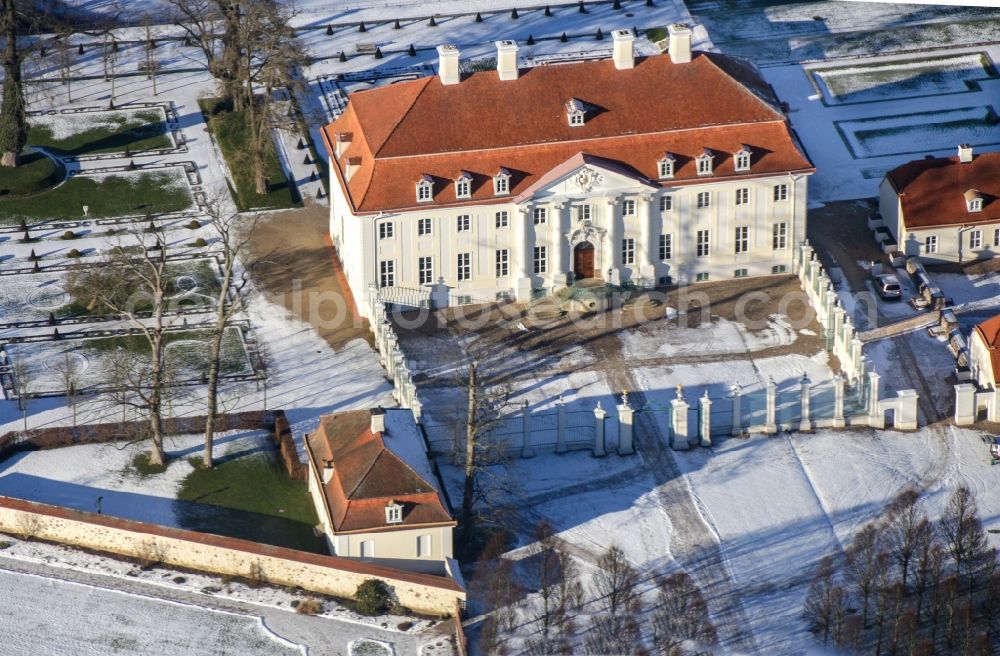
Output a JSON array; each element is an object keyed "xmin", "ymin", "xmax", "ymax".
[{"xmin": 246, "ymin": 203, "xmax": 372, "ymax": 350}]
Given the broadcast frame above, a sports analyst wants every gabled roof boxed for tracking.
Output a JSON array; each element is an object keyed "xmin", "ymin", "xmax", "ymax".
[
  {"xmin": 513, "ymin": 152, "xmax": 658, "ymax": 203},
  {"xmin": 323, "ymin": 51, "xmax": 814, "ymax": 214},
  {"xmin": 886, "ymin": 151, "xmax": 1000, "ymax": 229},
  {"xmin": 975, "ymin": 314, "xmax": 1000, "ymax": 384},
  {"xmin": 306, "ymin": 409, "xmax": 454, "ymax": 533}
]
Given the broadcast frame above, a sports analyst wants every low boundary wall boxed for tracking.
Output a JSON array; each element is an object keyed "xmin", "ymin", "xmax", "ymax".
[{"xmin": 0, "ymin": 496, "xmax": 464, "ymax": 615}]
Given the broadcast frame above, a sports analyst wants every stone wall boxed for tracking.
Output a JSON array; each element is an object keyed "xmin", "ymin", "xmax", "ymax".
[{"xmin": 0, "ymin": 496, "xmax": 464, "ymax": 615}]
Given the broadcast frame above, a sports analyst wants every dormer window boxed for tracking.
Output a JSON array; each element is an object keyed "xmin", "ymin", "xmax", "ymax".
[
  {"xmin": 416, "ymin": 175, "xmax": 433, "ymax": 203},
  {"xmin": 658, "ymin": 153, "xmax": 676, "ymax": 180},
  {"xmin": 494, "ymin": 168, "xmax": 510, "ymax": 195},
  {"xmin": 385, "ymin": 501, "xmax": 403, "ymax": 525},
  {"xmin": 697, "ymin": 150, "xmax": 714, "ymax": 176},
  {"xmin": 565, "ymin": 98, "xmax": 586, "ymax": 126},
  {"xmin": 734, "ymin": 145, "xmax": 752, "ymax": 172},
  {"xmin": 966, "ymin": 189, "xmax": 983, "ymax": 213},
  {"xmin": 455, "ymin": 171, "xmax": 472, "ymax": 199}
]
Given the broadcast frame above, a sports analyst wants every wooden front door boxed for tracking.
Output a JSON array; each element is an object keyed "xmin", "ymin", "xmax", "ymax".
[{"xmin": 574, "ymin": 242, "xmax": 595, "ymax": 280}]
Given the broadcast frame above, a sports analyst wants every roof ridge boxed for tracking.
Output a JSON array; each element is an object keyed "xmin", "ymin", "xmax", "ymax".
[
  {"xmin": 344, "ymin": 432, "xmax": 385, "ymax": 499},
  {"xmin": 371, "ymin": 76, "xmax": 433, "ymax": 158}
]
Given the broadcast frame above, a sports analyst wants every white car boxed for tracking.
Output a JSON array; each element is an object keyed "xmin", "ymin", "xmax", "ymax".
[{"xmin": 874, "ymin": 274, "xmax": 902, "ymax": 300}]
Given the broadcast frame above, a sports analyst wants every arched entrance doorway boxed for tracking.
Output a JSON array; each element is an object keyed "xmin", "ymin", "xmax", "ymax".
[{"xmin": 574, "ymin": 241, "xmax": 595, "ymax": 280}]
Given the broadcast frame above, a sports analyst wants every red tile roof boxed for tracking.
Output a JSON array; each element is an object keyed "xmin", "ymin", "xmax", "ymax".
[
  {"xmin": 322, "ymin": 52, "xmax": 814, "ymax": 214},
  {"xmin": 886, "ymin": 151, "xmax": 1000, "ymax": 229},
  {"xmin": 306, "ymin": 409, "xmax": 454, "ymax": 533},
  {"xmin": 975, "ymin": 314, "xmax": 1000, "ymax": 383}
]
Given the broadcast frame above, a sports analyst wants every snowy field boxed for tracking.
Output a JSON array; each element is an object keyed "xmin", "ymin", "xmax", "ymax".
[
  {"xmin": 0, "ymin": 569, "xmax": 305, "ymax": 656},
  {"xmin": 839, "ymin": 104, "xmax": 1000, "ymax": 159}
]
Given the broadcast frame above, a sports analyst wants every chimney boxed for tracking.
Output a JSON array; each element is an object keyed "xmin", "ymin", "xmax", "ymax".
[
  {"xmin": 370, "ymin": 406, "xmax": 386, "ymax": 434},
  {"xmin": 668, "ymin": 23, "xmax": 692, "ymax": 64},
  {"xmin": 436, "ymin": 44, "xmax": 461, "ymax": 85},
  {"xmin": 345, "ymin": 156, "xmax": 361, "ymax": 181},
  {"xmin": 495, "ymin": 40, "xmax": 519, "ymax": 81},
  {"xmin": 958, "ymin": 144, "xmax": 973, "ymax": 163},
  {"xmin": 334, "ymin": 132, "xmax": 352, "ymax": 159},
  {"xmin": 611, "ymin": 29, "xmax": 634, "ymax": 70}
]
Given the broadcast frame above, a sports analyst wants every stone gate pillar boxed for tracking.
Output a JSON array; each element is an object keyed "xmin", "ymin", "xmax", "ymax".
[
  {"xmin": 521, "ymin": 400, "xmax": 535, "ymax": 458},
  {"xmin": 799, "ymin": 373, "xmax": 812, "ymax": 432},
  {"xmin": 593, "ymin": 402, "xmax": 607, "ymax": 457},
  {"xmin": 699, "ymin": 391, "xmax": 712, "ymax": 447},
  {"xmin": 730, "ymin": 384, "xmax": 742, "ymax": 436},
  {"xmin": 671, "ymin": 385, "xmax": 690, "ymax": 450},
  {"xmin": 618, "ymin": 391, "xmax": 635, "ymax": 455},
  {"xmin": 765, "ymin": 377, "xmax": 777, "ymax": 434}
]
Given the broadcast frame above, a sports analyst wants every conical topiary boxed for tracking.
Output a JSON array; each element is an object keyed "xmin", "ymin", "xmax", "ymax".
[
  {"xmin": 309, "ymin": 170, "xmax": 317, "ymax": 181},
  {"xmin": 33, "ymin": 259, "xmax": 40, "ymax": 272},
  {"xmin": 407, "ymin": 43, "xmax": 416, "ymax": 56},
  {"xmin": 560, "ymin": 32, "xmax": 568, "ymax": 42},
  {"xmin": 545, "ymin": 6, "xmax": 552, "ymax": 16},
  {"xmin": 511, "ymin": 8, "xmax": 518, "ymax": 19},
  {"xmin": 526, "ymin": 35, "xmax": 535, "ymax": 45},
  {"xmin": 29, "ymin": 249, "xmax": 37, "ymax": 261},
  {"xmin": 646, "ymin": 0, "xmax": 654, "ymax": 5},
  {"xmin": 595, "ymin": 28, "xmax": 603, "ymax": 40},
  {"xmin": 338, "ymin": 51, "xmax": 347, "ymax": 62},
  {"xmin": 127, "ymin": 159, "xmax": 136, "ymax": 170},
  {"xmin": 579, "ymin": 0, "xmax": 586, "ymax": 13},
  {"xmin": 304, "ymin": 154, "xmax": 312, "ymax": 165},
  {"xmin": 613, "ymin": 0, "xmax": 621, "ymax": 9},
  {"xmin": 77, "ymin": 43, "xmax": 84, "ymax": 55},
  {"xmin": 428, "ymin": 16, "xmax": 437, "ymax": 26},
  {"xmin": 297, "ymin": 138, "xmax": 305, "ymax": 149},
  {"xmin": 48, "ymin": 312, "xmax": 56, "ymax": 325},
  {"xmin": 358, "ymin": 21, "xmax": 366, "ymax": 32},
  {"xmin": 317, "ymin": 188, "xmax": 325, "ymax": 199},
  {"xmin": 474, "ymin": 12, "xmax": 482, "ymax": 22},
  {"xmin": 393, "ymin": 19, "xmax": 401, "ymax": 29},
  {"xmin": 53, "ymin": 328, "xmax": 61, "ymax": 339},
  {"xmin": 326, "ymin": 24, "xmax": 333, "ymax": 35},
  {"xmin": 374, "ymin": 46, "xmax": 383, "ymax": 59}
]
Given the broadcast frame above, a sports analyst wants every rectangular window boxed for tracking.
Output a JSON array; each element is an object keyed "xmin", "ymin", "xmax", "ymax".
[
  {"xmin": 697, "ymin": 230, "xmax": 711, "ymax": 257},
  {"xmin": 576, "ymin": 205, "xmax": 592, "ymax": 222},
  {"xmin": 772, "ymin": 222, "xmax": 787, "ymax": 250},
  {"xmin": 533, "ymin": 207, "xmax": 547, "ymax": 225},
  {"xmin": 622, "ymin": 200, "xmax": 636, "ymax": 217},
  {"xmin": 621, "ymin": 238, "xmax": 635, "ymax": 265},
  {"xmin": 495, "ymin": 211, "xmax": 509, "ymax": 229},
  {"xmin": 659, "ymin": 234, "xmax": 672, "ymax": 260},
  {"xmin": 455, "ymin": 179, "xmax": 470, "ymax": 198},
  {"xmin": 417, "ymin": 218, "xmax": 432, "ymax": 236},
  {"xmin": 457, "ymin": 215, "xmax": 471, "ymax": 232},
  {"xmin": 696, "ymin": 192, "xmax": 711, "ymax": 209},
  {"xmin": 457, "ymin": 253, "xmax": 471, "ymax": 281},
  {"xmin": 696, "ymin": 272, "xmax": 710, "ymax": 282},
  {"xmin": 735, "ymin": 188, "xmax": 749, "ymax": 206},
  {"xmin": 379, "ymin": 260, "xmax": 395, "ymax": 288},
  {"xmin": 970, "ymin": 230, "xmax": 983, "ymax": 249},
  {"xmin": 772, "ymin": 264, "xmax": 788, "ymax": 274},
  {"xmin": 378, "ymin": 222, "xmax": 394, "ymax": 240},
  {"xmin": 734, "ymin": 226, "xmax": 749, "ymax": 254},
  {"xmin": 735, "ymin": 153, "xmax": 750, "ymax": 171},
  {"xmin": 418, "ymin": 256, "xmax": 433, "ymax": 285},
  {"xmin": 495, "ymin": 249, "xmax": 509, "ymax": 277},
  {"xmin": 417, "ymin": 183, "xmax": 432, "ymax": 202},
  {"xmin": 773, "ymin": 184, "xmax": 788, "ymax": 202},
  {"xmin": 658, "ymin": 159, "xmax": 674, "ymax": 179},
  {"xmin": 734, "ymin": 268, "xmax": 749, "ymax": 278},
  {"xmin": 417, "ymin": 534, "xmax": 432, "ymax": 558},
  {"xmin": 925, "ymin": 235, "xmax": 938, "ymax": 253},
  {"xmin": 533, "ymin": 246, "xmax": 547, "ymax": 274},
  {"xmin": 660, "ymin": 195, "xmax": 673, "ymax": 212},
  {"xmin": 697, "ymin": 157, "xmax": 712, "ymax": 175},
  {"xmin": 494, "ymin": 175, "xmax": 509, "ymax": 195},
  {"xmin": 994, "ymin": 228, "xmax": 1000, "ymax": 247}
]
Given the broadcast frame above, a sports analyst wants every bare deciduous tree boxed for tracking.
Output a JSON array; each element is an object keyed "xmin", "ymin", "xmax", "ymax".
[
  {"xmin": 52, "ymin": 349, "xmax": 83, "ymax": 428},
  {"xmin": 804, "ymin": 555, "xmax": 847, "ymax": 645},
  {"xmin": 940, "ymin": 486, "xmax": 991, "ymax": 593},
  {"xmin": 8, "ymin": 349, "xmax": 32, "ymax": 432},
  {"xmin": 0, "ymin": 0, "xmax": 27, "ymax": 167},
  {"xmin": 591, "ymin": 545, "xmax": 641, "ymax": 622},
  {"xmin": 650, "ymin": 571, "xmax": 718, "ymax": 656},
  {"xmin": 844, "ymin": 523, "xmax": 887, "ymax": 627},
  {"xmin": 882, "ymin": 487, "xmax": 931, "ymax": 593}
]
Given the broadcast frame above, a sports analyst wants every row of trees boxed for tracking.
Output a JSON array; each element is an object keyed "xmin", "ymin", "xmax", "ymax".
[
  {"xmin": 805, "ymin": 485, "xmax": 1000, "ymax": 654},
  {"xmin": 475, "ymin": 523, "xmax": 717, "ymax": 655}
]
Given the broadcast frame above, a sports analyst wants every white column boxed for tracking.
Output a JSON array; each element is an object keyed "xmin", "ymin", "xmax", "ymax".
[
  {"xmin": 764, "ymin": 377, "xmax": 777, "ymax": 434},
  {"xmin": 833, "ymin": 374, "xmax": 846, "ymax": 428},
  {"xmin": 605, "ymin": 195, "xmax": 621, "ymax": 285},
  {"xmin": 699, "ymin": 391, "xmax": 712, "ymax": 447},
  {"xmin": 593, "ymin": 402, "xmax": 607, "ymax": 457},
  {"xmin": 521, "ymin": 399, "xmax": 534, "ymax": 458},
  {"xmin": 638, "ymin": 194, "xmax": 656, "ymax": 282},
  {"xmin": 514, "ymin": 205, "xmax": 532, "ymax": 301},
  {"xmin": 896, "ymin": 390, "xmax": 919, "ymax": 430},
  {"xmin": 671, "ymin": 385, "xmax": 689, "ymax": 450},
  {"xmin": 867, "ymin": 371, "xmax": 883, "ymax": 428},
  {"xmin": 551, "ymin": 202, "xmax": 568, "ymax": 287},
  {"xmin": 954, "ymin": 383, "xmax": 976, "ymax": 426},
  {"xmin": 618, "ymin": 392, "xmax": 634, "ymax": 455}
]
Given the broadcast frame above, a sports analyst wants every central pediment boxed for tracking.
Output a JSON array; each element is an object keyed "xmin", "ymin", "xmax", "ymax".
[{"xmin": 513, "ymin": 153, "xmax": 659, "ymax": 203}]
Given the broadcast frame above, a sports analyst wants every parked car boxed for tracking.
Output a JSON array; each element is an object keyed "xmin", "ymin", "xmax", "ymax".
[{"xmin": 873, "ymin": 273, "xmax": 902, "ymax": 300}]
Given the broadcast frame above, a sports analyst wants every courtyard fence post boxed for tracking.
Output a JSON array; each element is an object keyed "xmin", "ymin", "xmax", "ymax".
[
  {"xmin": 799, "ymin": 373, "xmax": 812, "ymax": 432},
  {"xmin": 833, "ymin": 373, "xmax": 846, "ymax": 428},
  {"xmin": 765, "ymin": 377, "xmax": 777, "ymax": 434},
  {"xmin": 852, "ymin": 337, "xmax": 865, "ymax": 382},
  {"xmin": 730, "ymin": 384, "xmax": 742, "ymax": 436},
  {"xmin": 555, "ymin": 395, "xmax": 567, "ymax": 453},
  {"xmin": 521, "ymin": 400, "xmax": 534, "ymax": 458},
  {"xmin": 593, "ymin": 402, "xmax": 607, "ymax": 457},
  {"xmin": 954, "ymin": 383, "xmax": 977, "ymax": 426},
  {"xmin": 618, "ymin": 392, "xmax": 634, "ymax": 455},
  {"xmin": 868, "ymin": 371, "xmax": 884, "ymax": 428},
  {"xmin": 671, "ymin": 386, "xmax": 690, "ymax": 450},
  {"xmin": 699, "ymin": 391, "xmax": 712, "ymax": 447},
  {"xmin": 896, "ymin": 390, "xmax": 919, "ymax": 430}
]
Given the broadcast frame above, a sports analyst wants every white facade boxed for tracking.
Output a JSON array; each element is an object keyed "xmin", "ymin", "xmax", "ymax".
[{"xmin": 331, "ymin": 162, "xmax": 810, "ymax": 316}]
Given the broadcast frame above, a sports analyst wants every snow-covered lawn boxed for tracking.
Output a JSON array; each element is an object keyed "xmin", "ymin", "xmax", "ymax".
[
  {"xmin": 620, "ymin": 314, "xmax": 802, "ymax": 360},
  {"xmin": 840, "ymin": 105, "xmax": 1000, "ymax": 159}
]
